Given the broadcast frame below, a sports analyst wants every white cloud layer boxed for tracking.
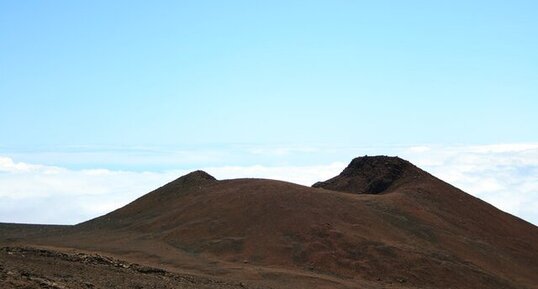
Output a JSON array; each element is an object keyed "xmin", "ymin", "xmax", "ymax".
[
  {"xmin": 399, "ymin": 144, "xmax": 538, "ymax": 226},
  {"xmin": 0, "ymin": 156, "xmax": 184, "ymax": 224},
  {"xmin": 1, "ymin": 143, "xmax": 537, "ymax": 226}
]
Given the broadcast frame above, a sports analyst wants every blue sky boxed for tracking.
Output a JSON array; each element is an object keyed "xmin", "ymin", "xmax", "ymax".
[
  {"xmin": 1, "ymin": 1, "xmax": 537, "ymax": 147},
  {"xmin": 1, "ymin": 1, "xmax": 537, "ymax": 225}
]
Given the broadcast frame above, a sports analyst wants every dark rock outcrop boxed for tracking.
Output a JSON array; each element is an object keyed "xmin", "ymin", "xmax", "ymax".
[{"xmin": 313, "ymin": 156, "xmax": 422, "ymax": 194}]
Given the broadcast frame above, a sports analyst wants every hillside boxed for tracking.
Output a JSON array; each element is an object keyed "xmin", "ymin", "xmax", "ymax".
[{"xmin": 1, "ymin": 156, "xmax": 537, "ymax": 289}]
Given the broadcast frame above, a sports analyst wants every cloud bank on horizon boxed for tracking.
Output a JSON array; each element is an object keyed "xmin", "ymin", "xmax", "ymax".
[{"xmin": 1, "ymin": 143, "xmax": 537, "ymax": 226}]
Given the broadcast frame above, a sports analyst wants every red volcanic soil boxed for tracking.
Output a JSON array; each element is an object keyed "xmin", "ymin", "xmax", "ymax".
[{"xmin": 1, "ymin": 156, "xmax": 537, "ymax": 289}]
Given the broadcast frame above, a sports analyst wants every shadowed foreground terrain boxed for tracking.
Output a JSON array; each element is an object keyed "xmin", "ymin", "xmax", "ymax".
[
  {"xmin": 0, "ymin": 246, "xmax": 256, "ymax": 289},
  {"xmin": 1, "ymin": 156, "xmax": 537, "ymax": 289}
]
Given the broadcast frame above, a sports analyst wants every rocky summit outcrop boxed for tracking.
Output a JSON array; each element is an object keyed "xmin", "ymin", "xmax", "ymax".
[{"xmin": 313, "ymin": 155, "xmax": 424, "ymax": 194}]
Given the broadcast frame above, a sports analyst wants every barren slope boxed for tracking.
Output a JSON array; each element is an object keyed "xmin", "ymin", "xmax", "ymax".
[{"xmin": 1, "ymin": 156, "xmax": 537, "ymax": 289}]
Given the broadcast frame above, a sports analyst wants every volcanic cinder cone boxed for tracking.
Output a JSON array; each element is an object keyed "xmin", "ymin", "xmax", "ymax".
[{"xmin": 2, "ymin": 156, "xmax": 537, "ymax": 289}]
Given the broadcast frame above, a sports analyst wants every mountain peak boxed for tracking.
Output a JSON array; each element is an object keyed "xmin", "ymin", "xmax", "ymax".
[
  {"xmin": 171, "ymin": 170, "xmax": 217, "ymax": 186},
  {"xmin": 181, "ymin": 170, "xmax": 216, "ymax": 181},
  {"xmin": 149, "ymin": 170, "xmax": 217, "ymax": 197},
  {"xmin": 313, "ymin": 155, "xmax": 422, "ymax": 194}
]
